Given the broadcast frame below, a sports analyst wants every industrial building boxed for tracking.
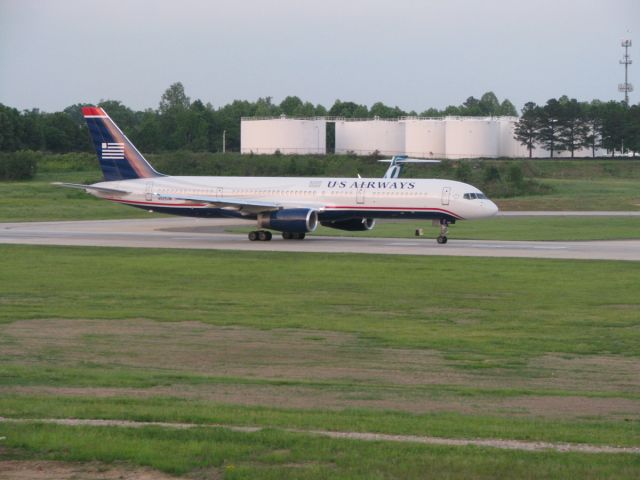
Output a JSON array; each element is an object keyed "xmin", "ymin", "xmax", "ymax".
[{"xmin": 241, "ymin": 116, "xmax": 603, "ymax": 158}]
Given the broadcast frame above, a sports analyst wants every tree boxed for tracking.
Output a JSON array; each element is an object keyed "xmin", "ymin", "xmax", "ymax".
[
  {"xmin": 159, "ymin": 82, "xmax": 191, "ymax": 114},
  {"xmin": 131, "ymin": 110, "xmax": 162, "ymax": 153},
  {"xmin": 42, "ymin": 112, "xmax": 88, "ymax": 152},
  {"xmin": 513, "ymin": 102, "xmax": 539, "ymax": 158},
  {"xmin": 599, "ymin": 101, "xmax": 627, "ymax": 156},
  {"xmin": 158, "ymin": 83, "xmax": 193, "ymax": 150},
  {"xmin": 279, "ymin": 96, "xmax": 303, "ymax": 116},
  {"xmin": 253, "ymin": 97, "xmax": 280, "ymax": 117},
  {"xmin": 20, "ymin": 109, "xmax": 45, "ymax": 150},
  {"xmin": 0, "ymin": 104, "xmax": 22, "ymax": 151},
  {"xmin": 329, "ymin": 100, "xmax": 368, "ymax": 118},
  {"xmin": 536, "ymin": 98, "xmax": 564, "ymax": 158},
  {"xmin": 583, "ymin": 101, "xmax": 604, "ymax": 158},
  {"xmin": 499, "ymin": 99, "xmax": 517, "ymax": 116},
  {"xmin": 479, "ymin": 91, "xmax": 500, "ymax": 115},
  {"xmin": 557, "ymin": 98, "xmax": 588, "ymax": 158},
  {"xmin": 461, "ymin": 96, "xmax": 482, "ymax": 116},
  {"xmin": 627, "ymin": 104, "xmax": 640, "ymax": 156},
  {"xmin": 370, "ymin": 102, "xmax": 406, "ymax": 118}
]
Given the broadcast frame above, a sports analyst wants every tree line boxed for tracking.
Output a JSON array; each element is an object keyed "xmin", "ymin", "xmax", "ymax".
[
  {"xmin": 0, "ymin": 84, "xmax": 515, "ymax": 154},
  {"xmin": 0, "ymin": 82, "xmax": 636, "ymax": 156},
  {"xmin": 514, "ymin": 97, "xmax": 640, "ymax": 157}
]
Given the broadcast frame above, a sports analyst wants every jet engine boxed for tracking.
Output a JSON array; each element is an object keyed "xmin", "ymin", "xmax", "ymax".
[
  {"xmin": 258, "ymin": 208, "xmax": 318, "ymax": 233},
  {"xmin": 320, "ymin": 218, "xmax": 376, "ymax": 231}
]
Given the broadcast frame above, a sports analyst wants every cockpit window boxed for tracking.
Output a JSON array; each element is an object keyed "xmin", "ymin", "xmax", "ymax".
[{"xmin": 464, "ymin": 192, "xmax": 487, "ymax": 200}]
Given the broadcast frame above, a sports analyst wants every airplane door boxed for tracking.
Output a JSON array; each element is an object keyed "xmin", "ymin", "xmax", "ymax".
[
  {"xmin": 356, "ymin": 188, "xmax": 365, "ymax": 204},
  {"xmin": 145, "ymin": 182, "xmax": 154, "ymax": 201},
  {"xmin": 441, "ymin": 186, "xmax": 450, "ymax": 206},
  {"xmin": 216, "ymin": 187, "xmax": 223, "ymax": 198}
]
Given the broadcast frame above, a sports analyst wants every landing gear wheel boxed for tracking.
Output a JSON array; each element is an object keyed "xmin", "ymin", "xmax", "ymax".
[
  {"xmin": 437, "ymin": 220, "xmax": 450, "ymax": 245},
  {"xmin": 248, "ymin": 231, "xmax": 259, "ymax": 241},
  {"xmin": 258, "ymin": 230, "xmax": 272, "ymax": 241},
  {"xmin": 282, "ymin": 232, "xmax": 292, "ymax": 240},
  {"xmin": 296, "ymin": 232, "xmax": 306, "ymax": 240}
]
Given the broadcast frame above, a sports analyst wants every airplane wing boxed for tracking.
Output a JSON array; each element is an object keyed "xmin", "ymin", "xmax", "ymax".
[
  {"xmin": 163, "ymin": 193, "xmax": 325, "ymax": 215},
  {"xmin": 52, "ymin": 182, "xmax": 130, "ymax": 195}
]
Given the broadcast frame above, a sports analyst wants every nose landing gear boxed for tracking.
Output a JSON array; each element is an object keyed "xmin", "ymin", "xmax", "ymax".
[{"xmin": 437, "ymin": 219, "xmax": 449, "ymax": 244}]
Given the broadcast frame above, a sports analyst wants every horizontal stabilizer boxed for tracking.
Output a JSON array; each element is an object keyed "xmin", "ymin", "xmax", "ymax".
[{"xmin": 52, "ymin": 182, "xmax": 130, "ymax": 195}]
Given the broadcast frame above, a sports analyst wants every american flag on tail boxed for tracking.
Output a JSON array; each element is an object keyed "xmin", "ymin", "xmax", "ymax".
[{"xmin": 101, "ymin": 142, "xmax": 124, "ymax": 160}]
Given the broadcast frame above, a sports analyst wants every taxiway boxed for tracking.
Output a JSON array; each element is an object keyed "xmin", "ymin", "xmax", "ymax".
[{"xmin": 1, "ymin": 217, "xmax": 638, "ymax": 261}]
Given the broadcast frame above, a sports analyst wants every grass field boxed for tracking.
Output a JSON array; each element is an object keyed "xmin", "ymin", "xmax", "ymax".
[{"xmin": 1, "ymin": 245, "xmax": 639, "ymax": 478}]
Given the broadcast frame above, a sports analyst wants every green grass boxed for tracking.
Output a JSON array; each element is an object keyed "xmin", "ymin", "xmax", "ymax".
[
  {"xmin": 1, "ymin": 245, "xmax": 639, "ymax": 476},
  {"xmin": 497, "ymin": 178, "xmax": 640, "ymax": 211},
  {"xmin": 2, "ymin": 422, "xmax": 639, "ymax": 479},
  {"xmin": 0, "ymin": 172, "xmax": 151, "ymax": 222},
  {"xmin": 0, "ymin": 245, "xmax": 638, "ymax": 363}
]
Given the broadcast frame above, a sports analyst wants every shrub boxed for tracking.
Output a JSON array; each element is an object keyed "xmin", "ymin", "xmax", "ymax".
[{"xmin": 0, "ymin": 151, "xmax": 39, "ymax": 180}]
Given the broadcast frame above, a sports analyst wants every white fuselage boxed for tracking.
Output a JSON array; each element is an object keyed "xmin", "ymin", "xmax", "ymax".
[{"xmin": 89, "ymin": 175, "xmax": 499, "ymax": 221}]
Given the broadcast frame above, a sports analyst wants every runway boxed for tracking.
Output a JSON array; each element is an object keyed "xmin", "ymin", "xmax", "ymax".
[{"xmin": 1, "ymin": 217, "xmax": 639, "ymax": 261}]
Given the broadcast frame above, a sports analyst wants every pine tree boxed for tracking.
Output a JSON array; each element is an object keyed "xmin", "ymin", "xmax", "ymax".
[{"xmin": 513, "ymin": 102, "xmax": 539, "ymax": 158}]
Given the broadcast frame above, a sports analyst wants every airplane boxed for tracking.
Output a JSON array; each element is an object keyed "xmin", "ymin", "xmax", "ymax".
[{"xmin": 55, "ymin": 107, "xmax": 498, "ymax": 244}]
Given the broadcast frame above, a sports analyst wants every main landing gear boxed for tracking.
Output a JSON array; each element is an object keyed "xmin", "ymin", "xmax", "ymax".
[
  {"xmin": 437, "ymin": 219, "xmax": 449, "ymax": 244},
  {"xmin": 248, "ymin": 230, "xmax": 272, "ymax": 241},
  {"xmin": 247, "ymin": 231, "xmax": 306, "ymax": 241}
]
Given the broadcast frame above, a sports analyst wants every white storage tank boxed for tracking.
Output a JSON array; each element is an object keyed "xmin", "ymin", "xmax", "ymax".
[
  {"xmin": 335, "ymin": 119, "xmax": 405, "ymax": 155},
  {"xmin": 445, "ymin": 117, "xmax": 498, "ymax": 159},
  {"xmin": 402, "ymin": 118, "xmax": 446, "ymax": 158},
  {"xmin": 497, "ymin": 117, "xmax": 525, "ymax": 157},
  {"xmin": 241, "ymin": 117, "xmax": 326, "ymax": 154}
]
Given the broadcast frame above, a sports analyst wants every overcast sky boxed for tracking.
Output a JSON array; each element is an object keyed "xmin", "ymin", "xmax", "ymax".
[{"xmin": 0, "ymin": 0, "xmax": 637, "ymax": 113}]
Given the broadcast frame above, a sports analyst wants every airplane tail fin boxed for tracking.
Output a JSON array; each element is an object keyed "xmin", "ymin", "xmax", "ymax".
[
  {"xmin": 82, "ymin": 107, "xmax": 162, "ymax": 181},
  {"xmin": 379, "ymin": 155, "xmax": 441, "ymax": 179}
]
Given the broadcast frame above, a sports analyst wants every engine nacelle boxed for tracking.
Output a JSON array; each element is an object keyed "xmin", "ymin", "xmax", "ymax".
[
  {"xmin": 258, "ymin": 208, "xmax": 318, "ymax": 233},
  {"xmin": 320, "ymin": 218, "xmax": 376, "ymax": 231}
]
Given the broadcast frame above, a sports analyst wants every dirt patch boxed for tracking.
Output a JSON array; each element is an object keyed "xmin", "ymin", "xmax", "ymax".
[
  {"xmin": 3, "ymin": 385, "xmax": 639, "ymax": 419},
  {"xmin": 2, "ymin": 319, "xmax": 640, "ymax": 419},
  {"xmin": 0, "ymin": 318, "xmax": 476, "ymax": 386},
  {"xmin": 0, "ymin": 460, "xmax": 182, "ymax": 480}
]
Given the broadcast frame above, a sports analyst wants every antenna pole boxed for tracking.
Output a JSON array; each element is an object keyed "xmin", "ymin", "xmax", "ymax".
[{"xmin": 619, "ymin": 40, "xmax": 633, "ymax": 106}]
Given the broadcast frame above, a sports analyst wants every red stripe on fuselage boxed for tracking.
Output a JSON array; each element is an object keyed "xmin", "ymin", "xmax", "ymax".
[{"xmin": 103, "ymin": 197, "xmax": 208, "ymax": 207}]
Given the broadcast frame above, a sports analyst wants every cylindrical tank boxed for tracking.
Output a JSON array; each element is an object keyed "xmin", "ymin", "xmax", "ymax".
[
  {"xmin": 241, "ymin": 118, "xmax": 325, "ymax": 154},
  {"xmin": 403, "ymin": 119, "xmax": 445, "ymax": 158},
  {"xmin": 335, "ymin": 120, "xmax": 404, "ymax": 155},
  {"xmin": 445, "ymin": 117, "xmax": 498, "ymax": 159}
]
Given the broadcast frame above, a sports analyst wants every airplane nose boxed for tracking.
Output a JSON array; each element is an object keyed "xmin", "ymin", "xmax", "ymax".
[{"xmin": 487, "ymin": 200, "xmax": 499, "ymax": 216}]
